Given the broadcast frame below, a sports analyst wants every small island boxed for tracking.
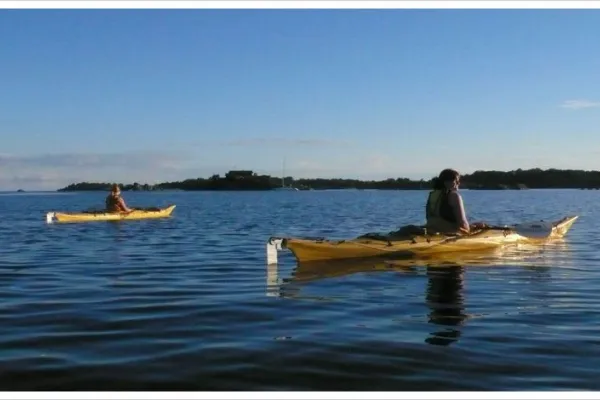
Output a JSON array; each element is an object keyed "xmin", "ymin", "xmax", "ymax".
[{"xmin": 57, "ymin": 168, "xmax": 600, "ymax": 192}]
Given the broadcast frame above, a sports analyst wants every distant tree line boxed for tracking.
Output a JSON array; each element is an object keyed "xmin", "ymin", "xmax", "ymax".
[{"xmin": 56, "ymin": 168, "xmax": 600, "ymax": 192}]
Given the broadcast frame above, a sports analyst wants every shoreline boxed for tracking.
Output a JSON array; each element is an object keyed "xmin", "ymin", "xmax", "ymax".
[
  {"xmin": 55, "ymin": 168, "xmax": 600, "ymax": 192},
  {"xmin": 52, "ymin": 187, "xmax": 600, "ymax": 192}
]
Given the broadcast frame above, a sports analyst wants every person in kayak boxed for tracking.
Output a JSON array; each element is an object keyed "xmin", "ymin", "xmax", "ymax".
[
  {"xmin": 425, "ymin": 169, "xmax": 485, "ymax": 234},
  {"xmin": 105, "ymin": 184, "xmax": 133, "ymax": 213}
]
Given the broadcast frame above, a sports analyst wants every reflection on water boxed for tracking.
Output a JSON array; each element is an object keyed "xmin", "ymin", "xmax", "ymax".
[
  {"xmin": 1, "ymin": 190, "xmax": 595, "ymax": 390},
  {"xmin": 425, "ymin": 266, "xmax": 466, "ymax": 346},
  {"xmin": 266, "ymin": 264, "xmax": 281, "ymax": 298},
  {"xmin": 267, "ymin": 260, "xmax": 470, "ymax": 346},
  {"xmin": 267, "ymin": 239, "xmax": 575, "ymax": 348}
]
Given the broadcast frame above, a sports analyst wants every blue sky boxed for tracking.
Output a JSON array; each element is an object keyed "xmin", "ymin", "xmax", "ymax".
[{"xmin": 1, "ymin": 8, "xmax": 600, "ymax": 189}]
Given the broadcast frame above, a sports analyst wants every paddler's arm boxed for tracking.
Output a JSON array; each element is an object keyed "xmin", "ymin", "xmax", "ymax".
[
  {"xmin": 448, "ymin": 191, "xmax": 470, "ymax": 234},
  {"xmin": 117, "ymin": 197, "xmax": 133, "ymax": 213}
]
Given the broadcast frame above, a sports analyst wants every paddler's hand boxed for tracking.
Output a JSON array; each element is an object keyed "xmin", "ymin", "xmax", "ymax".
[{"xmin": 470, "ymin": 222, "xmax": 487, "ymax": 230}]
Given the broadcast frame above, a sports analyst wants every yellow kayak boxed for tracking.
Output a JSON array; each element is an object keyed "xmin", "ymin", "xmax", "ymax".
[
  {"xmin": 267, "ymin": 215, "xmax": 578, "ymax": 264},
  {"xmin": 287, "ymin": 239, "xmax": 569, "ymax": 281},
  {"xmin": 267, "ymin": 240, "xmax": 570, "ymax": 290},
  {"xmin": 46, "ymin": 205, "xmax": 176, "ymax": 223}
]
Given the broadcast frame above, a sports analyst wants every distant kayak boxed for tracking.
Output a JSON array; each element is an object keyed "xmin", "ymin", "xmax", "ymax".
[
  {"xmin": 267, "ymin": 215, "xmax": 579, "ymax": 264},
  {"xmin": 46, "ymin": 205, "xmax": 176, "ymax": 224}
]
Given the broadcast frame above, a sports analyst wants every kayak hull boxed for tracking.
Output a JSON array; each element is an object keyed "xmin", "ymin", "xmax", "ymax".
[
  {"xmin": 269, "ymin": 242, "xmax": 568, "ymax": 287},
  {"xmin": 267, "ymin": 215, "xmax": 578, "ymax": 264},
  {"xmin": 46, "ymin": 205, "xmax": 176, "ymax": 223}
]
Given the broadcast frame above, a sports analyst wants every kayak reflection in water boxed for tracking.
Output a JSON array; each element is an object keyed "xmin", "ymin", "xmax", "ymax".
[
  {"xmin": 425, "ymin": 265, "xmax": 468, "ymax": 346},
  {"xmin": 105, "ymin": 184, "xmax": 133, "ymax": 213},
  {"xmin": 425, "ymin": 168, "xmax": 486, "ymax": 234}
]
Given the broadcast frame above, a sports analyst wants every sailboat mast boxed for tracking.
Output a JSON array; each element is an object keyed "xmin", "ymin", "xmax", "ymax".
[{"xmin": 281, "ymin": 158, "xmax": 285, "ymax": 188}]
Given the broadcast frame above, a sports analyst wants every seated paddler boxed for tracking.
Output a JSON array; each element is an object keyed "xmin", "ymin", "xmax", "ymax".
[
  {"xmin": 105, "ymin": 184, "xmax": 133, "ymax": 213},
  {"xmin": 425, "ymin": 169, "xmax": 485, "ymax": 234}
]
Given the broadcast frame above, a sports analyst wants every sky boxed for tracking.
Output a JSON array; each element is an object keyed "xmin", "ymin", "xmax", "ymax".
[{"xmin": 2, "ymin": 7, "xmax": 600, "ymax": 190}]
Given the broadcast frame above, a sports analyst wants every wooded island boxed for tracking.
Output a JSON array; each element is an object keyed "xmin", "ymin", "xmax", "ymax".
[{"xmin": 57, "ymin": 168, "xmax": 600, "ymax": 192}]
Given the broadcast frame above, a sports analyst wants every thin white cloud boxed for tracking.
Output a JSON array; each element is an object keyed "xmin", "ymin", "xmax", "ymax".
[
  {"xmin": 204, "ymin": 137, "xmax": 354, "ymax": 148},
  {"xmin": 0, "ymin": 151, "xmax": 188, "ymax": 169},
  {"xmin": 560, "ymin": 99, "xmax": 600, "ymax": 110},
  {"xmin": 5, "ymin": 146, "xmax": 599, "ymax": 191},
  {"xmin": 287, "ymin": 147, "xmax": 600, "ymax": 182},
  {"xmin": 363, "ymin": 154, "xmax": 394, "ymax": 172},
  {"xmin": 288, "ymin": 153, "xmax": 403, "ymax": 180},
  {"xmin": 293, "ymin": 160, "xmax": 328, "ymax": 172},
  {"xmin": 0, "ymin": 151, "xmax": 197, "ymax": 190}
]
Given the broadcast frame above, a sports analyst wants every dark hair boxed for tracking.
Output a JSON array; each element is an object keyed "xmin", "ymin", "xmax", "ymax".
[
  {"xmin": 431, "ymin": 168, "xmax": 460, "ymax": 190},
  {"xmin": 111, "ymin": 183, "xmax": 120, "ymax": 192}
]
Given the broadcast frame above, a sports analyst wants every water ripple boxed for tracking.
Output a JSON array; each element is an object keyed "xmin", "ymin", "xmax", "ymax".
[{"xmin": 0, "ymin": 190, "xmax": 599, "ymax": 389}]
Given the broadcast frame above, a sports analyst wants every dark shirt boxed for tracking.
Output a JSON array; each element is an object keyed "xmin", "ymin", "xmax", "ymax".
[
  {"xmin": 426, "ymin": 189, "xmax": 458, "ymax": 224},
  {"xmin": 105, "ymin": 194, "xmax": 125, "ymax": 212}
]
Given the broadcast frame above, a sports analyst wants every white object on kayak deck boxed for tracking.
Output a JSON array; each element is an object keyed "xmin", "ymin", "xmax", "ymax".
[
  {"xmin": 46, "ymin": 212, "xmax": 55, "ymax": 224},
  {"xmin": 266, "ymin": 238, "xmax": 283, "ymax": 265}
]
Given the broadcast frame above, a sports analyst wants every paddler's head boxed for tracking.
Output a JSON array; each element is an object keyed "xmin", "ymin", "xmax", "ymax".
[
  {"xmin": 438, "ymin": 169, "xmax": 460, "ymax": 190},
  {"xmin": 111, "ymin": 184, "xmax": 121, "ymax": 196}
]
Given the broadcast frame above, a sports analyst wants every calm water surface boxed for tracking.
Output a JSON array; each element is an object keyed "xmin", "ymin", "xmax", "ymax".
[{"xmin": 0, "ymin": 189, "xmax": 599, "ymax": 390}]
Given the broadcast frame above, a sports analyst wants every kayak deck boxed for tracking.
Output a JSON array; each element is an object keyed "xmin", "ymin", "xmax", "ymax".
[
  {"xmin": 267, "ymin": 215, "xmax": 579, "ymax": 264},
  {"xmin": 46, "ymin": 205, "xmax": 176, "ymax": 223}
]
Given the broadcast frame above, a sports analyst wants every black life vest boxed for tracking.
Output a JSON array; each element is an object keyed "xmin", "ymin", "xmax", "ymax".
[{"xmin": 426, "ymin": 189, "xmax": 457, "ymax": 224}]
